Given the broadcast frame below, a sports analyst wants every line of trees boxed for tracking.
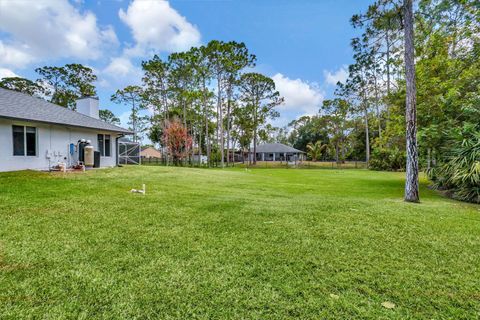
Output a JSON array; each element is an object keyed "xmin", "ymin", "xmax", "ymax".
[{"xmin": 112, "ymin": 40, "xmax": 283, "ymax": 166}]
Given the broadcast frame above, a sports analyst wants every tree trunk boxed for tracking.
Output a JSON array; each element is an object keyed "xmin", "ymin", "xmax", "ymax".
[
  {"xmin": 253, "ymin": 99, "xmax": 258, "ymax": 165},
  {"xmin": 226, "ymin": 88, "xmax": 231, "ymax": 167},
  {"xmin": 374, "ymin": 73, "xmax": 382, "ymax": 139},
  {"xmin": 183, "ymin": 99, "xmax": 187, "ymax": 129},
  {"xmin": 404, "ymin": 0, "xmax": 420, "ymax": 202},
  {"xmin": 363, "ymin": 106, "xmax": 370, "ymax": 166},
  {"xmin": 205, "ymin": 104, "xmax": 210, "ymax": 167},
  {"xmin": 162, "ymin": 81, "xmax": 169, "ymax": 123},
  {"xmin": 335, "ymin": 143, "xmax": 339, "ymax": 163},
  {"xmin": 202, "ymin": 81, "xmax": 211, "ymax": 167},
  {"xmin": 386, "ymin": 29, "xmax": 391, "ymax": 121},
  {"xmin": 183, "ymin": 99, "xmax": 188, "ymax": 165},
  {"xmin": 253, "ymin": 128, "xmax": 257, "ymax": 165},
  {"xmin": 132, "ymin": 99, "xmax": 137, "ymax": 143},
  {"xmin": 231, "ymin": 135, "xmax": 238, "ymax": 166},
  {"xmin": 198, "ymin": 124, "xmax": 202, "ymax": 166},
  {"xmin": 217, "ymin": 77, "xmax": 224, "ymax": 167}
]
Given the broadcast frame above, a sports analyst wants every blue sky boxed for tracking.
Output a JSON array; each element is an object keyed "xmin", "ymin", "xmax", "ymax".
[{"xmin": 0, "ymin": 0, "xmax": 369, "ymax": 128}]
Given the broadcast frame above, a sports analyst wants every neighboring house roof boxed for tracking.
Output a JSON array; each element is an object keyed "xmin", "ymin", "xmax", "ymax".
[
  {"xmin": 141, "ymin": 147, "xmax": 162, "ymax": 158},
  {"xmin": 250, "ymin": 143, "xmax": 305, "ymax": 153},
  {"xmin": 0, "ymin": 88, "xmax": 131, "ymax": 134}
]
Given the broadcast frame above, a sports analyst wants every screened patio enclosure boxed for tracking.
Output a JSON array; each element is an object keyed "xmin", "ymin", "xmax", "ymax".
[{"xmin": 118, "ymin": 137, "xmax": 140, "ymax": 165}]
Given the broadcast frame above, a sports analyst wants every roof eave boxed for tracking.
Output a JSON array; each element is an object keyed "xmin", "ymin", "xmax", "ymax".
[{"xmin": 0, "ymin": 115, "xmax": 132, "ymax": 134}]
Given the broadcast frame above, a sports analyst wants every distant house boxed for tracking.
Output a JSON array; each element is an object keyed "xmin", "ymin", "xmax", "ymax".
[
  {"xmin": 141, "ymin": 146, "xmax": 162, "ymax": 159},
  {"xmin": 0, "ymin": 88, "xmax": 131, "ymax": 172},
  {"xmin": 249, "ymin": 143, "xmax": 305, "ymax": 162}
]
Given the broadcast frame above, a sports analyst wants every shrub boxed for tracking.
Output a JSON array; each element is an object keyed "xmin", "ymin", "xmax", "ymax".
[
  {"xmin": 369, "ymin": 147, "xmax": 406, "ymax": 171},
  {"xmin": 162, "ymin": 119, "xmax": 193, "ymax": 165},
  {"xmin": 428, "ymin": 132, "xmax": 480, "ymax": 204}
]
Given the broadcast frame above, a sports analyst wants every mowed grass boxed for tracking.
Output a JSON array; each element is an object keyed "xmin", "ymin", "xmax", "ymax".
[
  {"xmin": 235, "ymin": 160, "xmax": 367, "ymax": 170},
  {"xmin": 0, "ymin": 166, "xmax": 479, "ymax": 319}
]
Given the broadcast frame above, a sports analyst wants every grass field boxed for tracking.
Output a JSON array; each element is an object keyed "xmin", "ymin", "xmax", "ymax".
[{"xmin": 0, "ymin": 166, "xmax": 479, "ymax": 319}]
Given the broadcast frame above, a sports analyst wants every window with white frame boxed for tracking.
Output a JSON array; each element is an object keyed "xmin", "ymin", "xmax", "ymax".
[
  {"xmin": 12, "ymin": 125, "xmax": 37, "ymax": 156},
  {"xmin": 97, "ymin": 134, "xmax": 111, "ymax": 157}
]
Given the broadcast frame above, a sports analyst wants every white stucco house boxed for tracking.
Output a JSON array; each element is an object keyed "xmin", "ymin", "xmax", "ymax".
[
  {"xmin": 249, "ymin": 143, "xmax": 305, "ymax": 162},
  {"xmin": 0, "ymin": 88, "xmax": 131, "ymax": 172}
]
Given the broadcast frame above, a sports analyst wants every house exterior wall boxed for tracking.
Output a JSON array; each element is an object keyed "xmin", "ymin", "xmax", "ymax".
[
  {"xmin": 0, "ymin": 118, "xmax": 121, "ymax": 172},
  {"xmin": 248, "ymin": 152, "xmax": 305, "ymax": 162}
]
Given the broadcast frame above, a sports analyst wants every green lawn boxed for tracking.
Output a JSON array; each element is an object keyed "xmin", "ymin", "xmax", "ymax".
[{"xmin": 0, "ymin": 166, "xmax": 479, "ymax": 319}]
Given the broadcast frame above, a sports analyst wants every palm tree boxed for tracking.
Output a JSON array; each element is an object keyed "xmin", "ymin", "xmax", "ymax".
[{"xmin": 306, "ymin": 141, "xmax": 328, "ymax": 162}]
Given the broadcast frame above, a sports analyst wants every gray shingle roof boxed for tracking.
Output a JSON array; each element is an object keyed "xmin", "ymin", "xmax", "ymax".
[
  {"xmin": 250, "ymin": 143, "xmax": 305, "ymax": 153},
  {"xmin": 0, "ymin": 88, "xmax": 131, "ymax": 134}
]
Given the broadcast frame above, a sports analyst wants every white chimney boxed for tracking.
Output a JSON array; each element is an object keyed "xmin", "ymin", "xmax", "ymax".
[{"xmin": 76, "ymin": 97, "xmax": 99, "ymax": 119}]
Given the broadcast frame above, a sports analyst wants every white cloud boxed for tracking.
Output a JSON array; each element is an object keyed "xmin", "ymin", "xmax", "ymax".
[
  {"xmin": 104, "ymin": 57, "xmax": 137, "ymax": 78},
  {"xmin": 0, "ymin": 0, "xmax": 118, "ymax": 67},
  {"xmin": 272, "ymin": 73, "xmax": 324, "ymax": 115},
  {"xmin": 0, "ymin": 41, "xmax": 35, "ymax": 68},
  {"xmin": 119, "ymin": 0, "xmax": 201, "ymax": 56},
  {"xmin": 101, "ymin": 56, "xmax": 143, "ymax": 88},
  {"xmin": 103, "ymin": 0, "xmax": 200, "ymax": 89},
  {"xmin": 323, "ymin": 66, "xmax": 348, "ymax": 86},
  {"xmin": 0, "ymin": 68, "xmax": 20, "ymax": 80},
  {"xmin": 96, "ymin": 78, "xmax": 111, "ymax": 88}
]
